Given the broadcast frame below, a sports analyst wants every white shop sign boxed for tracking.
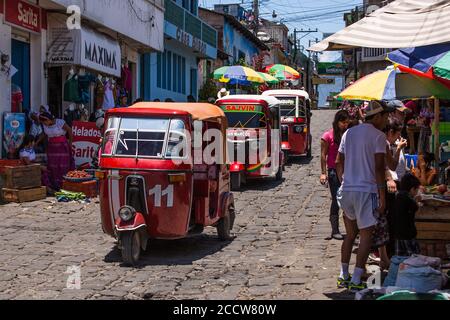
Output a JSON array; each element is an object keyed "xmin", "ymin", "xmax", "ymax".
[{"xmin": 47, "ymin": 24, "xmax": 121, "ymax": 77}]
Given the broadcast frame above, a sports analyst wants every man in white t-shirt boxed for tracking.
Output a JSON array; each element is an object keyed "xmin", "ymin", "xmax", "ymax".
[{"xmin": 335, "ymin": 100, "xmax": 394, "ymax": 291}]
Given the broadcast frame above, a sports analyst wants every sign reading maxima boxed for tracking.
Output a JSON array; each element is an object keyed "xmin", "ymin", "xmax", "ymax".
[{"xmin": 47, "ymin": 16, "xmax": 121, "ymax": 77}]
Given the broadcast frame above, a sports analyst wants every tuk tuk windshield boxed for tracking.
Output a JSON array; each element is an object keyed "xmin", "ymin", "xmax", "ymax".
[
  {"xmin": 221, "ymin": 104, "xmax": 267, "ymax": 129},
  {"xmin": 102, "ymin": 117, "xmax": 186, "ymax": 159},
  {"xmin": 276, "ymin": 97, "xmax": 306, "ymax": 117}
]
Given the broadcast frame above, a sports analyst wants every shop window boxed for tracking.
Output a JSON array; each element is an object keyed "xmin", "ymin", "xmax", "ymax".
[
  {"xmin": 182, "ymin": 58, "xmax": 186, "ymax": 94},
  {"xmin": 190, "ymin": 0, "xmax": 197, "ymax": 15},
  {"xmin": 190, "ymin": 68, "xmax": 197, "ymax": 97},
  {"xmin": 178, "ymin": 55, "xmax": 182, "ymax": 93},
  {"xmin": 157, "ymin": 53, "xmax": 162, "ymax": 88},
  {"xmin": 162, "ymin": 50, "xmax": 167, "ymax": 90},
  {"xmin": 167, "ymin": 51, "xmax": 172, "ymax": 90},
  {"xmin": 173, "ymin": 53, "xmax": 177, "ymax": 92},
  {"xmin": 173, "ymin": 54, "xmax": 178, "ymax": 92},
  {"xmin": 182, "ymin": 0, "xmax": 188, "ymax": 10}
]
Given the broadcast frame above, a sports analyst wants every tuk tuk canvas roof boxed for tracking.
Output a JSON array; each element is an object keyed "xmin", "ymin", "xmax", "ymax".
[
  {"xmin": 262, "ymin": 90, "xmax": 310, "ymax": 100},
  {"xmin": 216, "ymin": 95, "xmax": 281, "ymax": 108},
  {"xmin": 130, "ymin": 103, "xmax": 227, "ymax": 123},
  {"xmin": 309, "ymin": 0, "xmax": 450, "ymax": 52}
]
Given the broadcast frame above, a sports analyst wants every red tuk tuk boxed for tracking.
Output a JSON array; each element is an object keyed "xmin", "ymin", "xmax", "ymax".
[
  {"xmin": 216, "ymin": 95, "xmax": 284, "ymax": 191},
  {"xmin": 97, "ymin": 103, "xmax": 235, "ymax": 266},
  {"xmin": 262, "ymin": 90, "xmax": 312, "ymax": 158}
]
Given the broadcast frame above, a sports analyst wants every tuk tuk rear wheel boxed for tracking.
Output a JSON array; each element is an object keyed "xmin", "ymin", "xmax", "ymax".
[
  {"xmin": 121, "ymin": 231, "xmax": 141, "ymax": 266},
  {"xmin": 217, "ymin": 204, "xmax": 234, "ymax": 241},
  {"xmin": 231, "ymin": 173, "xmax": 242, "ymax": 191}
]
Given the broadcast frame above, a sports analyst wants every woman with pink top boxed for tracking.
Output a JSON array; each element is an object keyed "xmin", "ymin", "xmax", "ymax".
[{"xmin": 320, "ymin": 110, "xmax": 351, "ymax": 240}]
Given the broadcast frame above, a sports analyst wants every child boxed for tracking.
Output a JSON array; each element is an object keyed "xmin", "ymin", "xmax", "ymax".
[
  {"xmin": 19, "ymin": 135, "xmax": 53, "ymax": 195},
  {"xmin": 19, "ymin": 135, "xmax": 37, "ymax": 165},
  {"xmin": 392, "ymin": 173, "xmax": 422, "ymax": 256}
]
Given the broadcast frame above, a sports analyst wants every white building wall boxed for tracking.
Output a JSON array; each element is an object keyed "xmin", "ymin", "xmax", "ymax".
[
  {"xmin": 46, "ymin": 0, "xmax": 164, "ymax": 52},
  {"xmin": 30, "ymin": 30, "xmax": 47, "ymax": 109}
]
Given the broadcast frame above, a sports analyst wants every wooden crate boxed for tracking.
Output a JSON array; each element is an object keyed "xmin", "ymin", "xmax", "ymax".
[
  {"xmin": 62, "ymin": 180, "xmax": 98, "ymax": 198},
  {"xmin": 418, "ymin": 240, "xmax": 450, "ymax": 260},
  {"xmin": 2, "ymin": 186, "xmax": 47, "ymax": 203},
  {"xmin": 416, "ymin": 222, "xmax": 450, "ymax": 241},
  {"xmin": 2, "ymin": 164, "xmax": 42, "ymax": 189},
  {"xmin": 416, "ymin": 205, "xmax": 450, "ymax": 260},
  {"xmin": 0, "ymin": 160, "xmax": 23, "ymax": 175}
]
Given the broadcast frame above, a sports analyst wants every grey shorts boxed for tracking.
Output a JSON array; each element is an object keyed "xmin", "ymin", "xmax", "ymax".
[{"xmin": 337, "ymin": 188, "xmax": 379, "ymax": 229}]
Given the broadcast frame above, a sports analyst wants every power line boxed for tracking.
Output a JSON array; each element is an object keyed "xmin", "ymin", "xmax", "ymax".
[{"xmin": 259, "ymin": 2, "xmax": 360, "ymax": 16}]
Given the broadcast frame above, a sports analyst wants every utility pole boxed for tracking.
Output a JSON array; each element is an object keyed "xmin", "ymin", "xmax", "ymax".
[
  {"xmin": 308, "ymin": 38, "xmax": 320, "ymax": 107},
  {"xmin": 293, "ymin": 28, "xmax": 318, "ymax": 60},
  {"xmin": 253, "ymin": 0, "xmax": 259, "ymax": 35},
  {"xmin": 352, "ymin": 6, "xmax": 360, "ymax": 81}
]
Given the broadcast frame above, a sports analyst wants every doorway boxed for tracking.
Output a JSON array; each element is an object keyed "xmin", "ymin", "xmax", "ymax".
[{"xmin": 11, "ymin": 39, "xmax": 30, "ymax": 113}]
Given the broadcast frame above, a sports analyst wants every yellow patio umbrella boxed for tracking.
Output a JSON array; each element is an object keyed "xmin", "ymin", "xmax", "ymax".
[
  {"xmin": 213, "ymin": 66, "xmax": 265, "ymax": 85},
  {"xmin": 338, "ymin": 69, "xmax": 450, "ymax": 101}
]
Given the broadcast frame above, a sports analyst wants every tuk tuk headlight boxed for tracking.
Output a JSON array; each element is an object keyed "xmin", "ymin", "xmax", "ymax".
[
  {"xmin": 118, "ymin": 206, "xmax": 136, "ymax": 222},
  {"xmin": 294, "ymin": 126, "xmax": 303, "ymax": 134}
]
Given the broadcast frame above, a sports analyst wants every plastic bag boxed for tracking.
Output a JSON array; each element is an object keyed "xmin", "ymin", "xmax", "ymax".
[
  {"xmin": 383, "ymin": 256, "xmax": 410, "ymax": 287},
  {"xmin": 396, "ymin": 266, "xmax": 443, "ymax": 293},
  {"xmin": 402, "ymin": 254, "xmax": 441, "ymax": 269}
]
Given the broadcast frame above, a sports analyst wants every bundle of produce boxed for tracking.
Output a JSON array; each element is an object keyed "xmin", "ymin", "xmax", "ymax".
[{"xmin": 55, "ymin": 190, "xmax": 87, "ymax": 202}]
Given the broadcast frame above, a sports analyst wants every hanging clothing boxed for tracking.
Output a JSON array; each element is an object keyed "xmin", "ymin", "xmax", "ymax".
[
  {"xmin": 102, "ymin": 81, "xmax": 115, "ymax": 110},
  {"xmin": 122, "ymin": 65, "xmax": 132, "ymax": 93},
  {"xmin": 77, "ymin": 74, "xmax": 96, "ymax": 104},
  {"xmin": 64, "ymin": 76, "xmax": 80, "ymax": 102},
  {"xmin": 11, "ymin": 83, "xmax": 23, "ymax": 113}
]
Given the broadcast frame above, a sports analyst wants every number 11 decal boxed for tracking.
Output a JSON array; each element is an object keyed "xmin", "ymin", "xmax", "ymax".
[{"xmin": 149, "ymin": 185, "xmax": 174, "ymax": 207}]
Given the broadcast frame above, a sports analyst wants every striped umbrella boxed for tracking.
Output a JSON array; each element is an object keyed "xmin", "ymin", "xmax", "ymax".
[
  {"xmin": 213, "ymin": 66, "xmax": 265, "ymax": 86},
  {"xmin": 337, "ymin": 69, "xmax": 450, "ymax": 101},
  {"xmin": 257, "ymin": 72, "xmax": 279, "ymax": 84},
  {"xmin": 387, "ymin": 43, "xmax": 450, "ymax": 89},
  {"xmin": 264, "ymin": 64, "xmax": 300, "ymax": 81}
]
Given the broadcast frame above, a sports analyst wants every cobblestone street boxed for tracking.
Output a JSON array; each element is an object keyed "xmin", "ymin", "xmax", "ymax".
[{"xmin": 0, "ymin": 110, "xmax": 356, "ymax": 300}]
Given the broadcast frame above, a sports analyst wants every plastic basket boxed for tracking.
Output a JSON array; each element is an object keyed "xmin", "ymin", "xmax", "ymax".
[{"xmin": 377, "ymin": 291, "xmax": 448, "ymax": 300}]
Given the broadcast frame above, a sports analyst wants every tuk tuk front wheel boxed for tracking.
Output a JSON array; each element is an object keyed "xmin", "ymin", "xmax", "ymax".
[
  {"xmin": 306, "ymin": 134, "xmax": 313, "ymax": 158},
  {"xmin": 276, "ymin": 165, "xmax": 283, "ymax": 181},
  {"xmin": 121, "ymin": 231, "xmax": 141, "ymax": 266},
  {"xmin": 217, "ymin": 203, "xmax": 235, "ymax": 241}
]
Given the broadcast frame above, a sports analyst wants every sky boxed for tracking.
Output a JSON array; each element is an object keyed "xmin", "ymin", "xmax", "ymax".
[{"xmin": 201, "ymin": 0, "xmax": 363, "ymax": 62}]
